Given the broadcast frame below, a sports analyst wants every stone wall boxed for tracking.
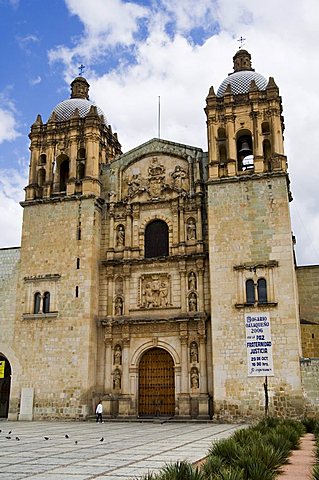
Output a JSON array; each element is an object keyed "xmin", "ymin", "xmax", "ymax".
[
  {"xmin": 301, "ymin": 324, "xmax": 319, "ymax": 358},
  {"xmin": 297, "ymin": 265, "xmax": 319, "ymax": 323},
  {"xmin": 301, "ymin": 358, "xmax": 319, "ymax": 417},
  {"xmin": 0, "ymin": 247, "xmax": 20, "ymax": 350}
]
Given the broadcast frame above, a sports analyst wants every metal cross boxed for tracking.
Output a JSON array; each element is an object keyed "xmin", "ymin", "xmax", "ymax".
[
  {"xmin": 237, "ymin": 36, "xmax": 246, "ymax": 48},
  {"xmin": 78, "ymin": 64, "xmax": 85, "ymax": 76}
]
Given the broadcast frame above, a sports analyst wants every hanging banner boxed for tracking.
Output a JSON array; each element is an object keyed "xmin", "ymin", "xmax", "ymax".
[
  {"xmin": 245, "ymin": 313, "xmax": 274, "ymax": 377},
  {"xmin": 0, "ymin": 360, "xmax": 5, "ymax": 379}
]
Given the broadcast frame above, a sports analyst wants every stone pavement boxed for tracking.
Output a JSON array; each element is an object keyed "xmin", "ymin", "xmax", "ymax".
[{"xmin": 0, "ymin": 420, "xmax": 242, "ymax": 479}]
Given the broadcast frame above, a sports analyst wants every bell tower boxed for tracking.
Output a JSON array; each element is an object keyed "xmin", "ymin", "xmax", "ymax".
[
  {"xmin": 11, "ymin": 77, "xmax": 122, "ymax": 419},
  {"xmin": 205, "ymin": 50, "xmax": 303, "ymax": 419}
]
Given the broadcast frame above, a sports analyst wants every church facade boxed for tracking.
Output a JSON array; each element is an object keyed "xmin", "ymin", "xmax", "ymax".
[{"xmin": 1, "ymin": 49, "xmax": 319, "ymax": 421}]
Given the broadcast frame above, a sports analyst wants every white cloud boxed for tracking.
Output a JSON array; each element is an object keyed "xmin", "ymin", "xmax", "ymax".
[
  {"xmin": 0, "ymin": 107, "xmax": 19, "ymax": 144},
  {"xmin": 29, "ymin": 75, "xmax": 42, "ymax": 86},
  {"xmin": 41, "ymin": 0, "xmax": 319, "ymax": 265},
  {"xmin": 0, "ymin": 169, "xmax": 26, "ymax": 247}
]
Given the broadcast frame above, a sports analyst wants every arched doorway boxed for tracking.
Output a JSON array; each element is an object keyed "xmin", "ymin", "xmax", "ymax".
[
  {"xmin": 0, "ymin": 355, "xmax": 11, "ymax": 418},
  {"xmin": 138, "ymin": 348, "xmax": 175, "ymax": 417}
]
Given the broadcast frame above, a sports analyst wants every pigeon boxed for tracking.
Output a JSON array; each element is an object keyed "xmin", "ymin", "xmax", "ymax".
[
  {"xmin": 0, "ymin": 429, "xmax": 2, "ymax": 433},
  {"xmin": 44, "ymin": 437, "xmax": 49, "ymax": 440},
  {"xmin": 100, "ymin": 437, "xmax": 104, "ymax": 442},
  {"xmin": 75, "ymin": 440, "xmax": 78, "ymax": 444},
  {"xmin": 16, "ymin": 437, "xmax": 20, "ymax": 441},
  {"xmin": 65, "ymin": 434, "xmax": 69, "ymax": 439},
  {"xmin": 6, "ymin": 436, "xmax": 11, "ymax": 440},
  {"xmin": 8, "ymin": 431, "xmax": 12, "ymax": 434}
]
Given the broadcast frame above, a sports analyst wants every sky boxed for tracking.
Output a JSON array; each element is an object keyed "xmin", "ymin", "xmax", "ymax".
[{"xmin": 0, "ymin": 0, "xmax": 318, "ymax": 265}]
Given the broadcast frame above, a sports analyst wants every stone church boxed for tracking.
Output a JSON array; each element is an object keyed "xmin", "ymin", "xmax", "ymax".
[{"xmin": 1, "ymin": 49, "xmax": 319, "ymax": 421}]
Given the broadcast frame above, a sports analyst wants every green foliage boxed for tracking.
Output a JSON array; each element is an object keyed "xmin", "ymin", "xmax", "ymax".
[
  {"xmin": 201, "ymin": 455, "xmax": 225, "ymax": 477},
  {"xmin": 313, "ymin": 464, "xmax": 319, "ymax": 480},
  {"xmin": 217, "ymin": 466, "xmax": 245, "ymax": 480},
  {"xmin": 208, "ymin": 438, "xmax": 243, "ymax": 466},
  {"xmin": 303, "ymin": 417, "xmax": 319, "ymax": 434},
  {"xmin": 160, "ymin": 461, "xmax": 205, "ymax": 480}
]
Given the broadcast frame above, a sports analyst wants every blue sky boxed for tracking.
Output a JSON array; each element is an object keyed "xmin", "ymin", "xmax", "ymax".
[{"xmin": 0, "ymin": 0, "xmax": 318, "ymax": 266}]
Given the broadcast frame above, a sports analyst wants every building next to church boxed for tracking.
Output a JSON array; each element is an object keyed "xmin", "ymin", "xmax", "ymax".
[{"xmin": 1, "ymin": 49, "xmax": 319, "ymax": 421}]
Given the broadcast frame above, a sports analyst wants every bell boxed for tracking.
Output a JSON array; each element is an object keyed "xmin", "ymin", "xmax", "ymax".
[{"xmin": 239, "ymin": 141, "xmax": 252, "ymax": 155}]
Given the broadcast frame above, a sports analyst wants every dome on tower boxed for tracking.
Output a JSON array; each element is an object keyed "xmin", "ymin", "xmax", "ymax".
[
  {"xmin": 216, "ymin": 49, "xmax": 267, "ymax": 97},
  {"xmin": 50, "ymin": 76, "xmax": 108, "ymax": 124}
]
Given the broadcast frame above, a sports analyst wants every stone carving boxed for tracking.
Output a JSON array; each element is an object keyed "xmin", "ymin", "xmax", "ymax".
[
  {"xmin": 127, "ymin": 174, "xmax": 144, "ymax": 197},
  {"xmin": 190, "ymin": 367, "xmax": 199, "ymax": 389},
  {"xmin": 114, "ymin": 345, "xmax": 122, "ymax": 365},
  {"xmin": 171, "ymin": 165, "xmax": 187, "ymax": 190},
  {"xmin": 116, "ymin": 225, "xmax": 125, "ymax": 247},
  {"xmin": 186, "ymin": 218, "xmax": 196, "ymax": 240},
  {"xmin": 114, "ymin": 296, "xmax": 124, "ymax": 315},
  {"xmin": 188, "ymin": 272, "xmax": 197, "ymax": 290},
  {"xmin": 190, "ymin": 342, "xmax": 198, "ymax": 363},
  {"xmin": 188, "ymin": 292, "xmax": 197, "ymax": 312},
  {"xmin": 141, "ymin": 274, "xmax": 170, "ymax": 308},
  {"xmin": 113, "ymin": 369, "xmax": 121, "ymax": 389},
  {"xmin": 148, "ymin": 157, "xmax": 165, "ymax": 199}
]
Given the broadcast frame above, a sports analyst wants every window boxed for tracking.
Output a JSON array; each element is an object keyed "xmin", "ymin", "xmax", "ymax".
[
  {"xmin": 76, "ymin": 258, "xmax": 80, "ymax": 269},
  {"xmin": 236, "ymin": 131, "xmax": 253, "ymax": 171},
  {"xmin": 245, "ymin": 279, "xmax": 255, "ymax": 304},
  {"xmin": 43, "ymin": 292, "xmax": 50, "ymax": 313},
  {"xmin": 257, "ymin": 278, "xmax": 267, "ymax": 304},
  {"xmin": 34, "ymin": 292, "xmax": 41, "ymax": 314},
  {"xmin": 59, "ymin": 159, "xmax": 69, "ymax": 191},
  {"xmin": 145, "ymin": 220, "xmax": 168, "ymax": 258},
  {"xmin": 75, "ymin": 286, "xmax": 79, "ymax": 297}
]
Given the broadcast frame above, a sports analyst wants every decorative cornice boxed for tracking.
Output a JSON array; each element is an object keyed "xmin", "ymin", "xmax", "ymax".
[{"xmin": 24, "ymin": 274, "xmax": 61, "ymax": 283}]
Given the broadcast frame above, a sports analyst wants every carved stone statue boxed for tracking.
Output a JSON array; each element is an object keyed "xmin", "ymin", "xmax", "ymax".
[
  {"xmin": 190, "ymin": 342, "xmax": 198, "ymax": 363},
  {"xmin": 186, "ymin": 218, "xmax": 196, "ymax": 240},
  {"xmin": 116, "ymin": 225, "xmax": 125, "ymax": 247},
  {"xmin": 114, "ymin": 296, "xmax": 123, "ymax": 315},
  {"xmin": 114, "ymin": 345, "xmax": 122, "ymax": 365},
  {"xmin": 159, "ymin": 281, "xmax": 168, "ymax": 307},
  {"xmin": 188, "ymin": 292, "xmax": 197, "ymax": 312},
  {"xmin": 127, "ymin": 174, "xmax": 142, "ymax": 197},
  {"xmin": 113, "ymin": 369, "xmax": 121, "ymax": 389},
  {"xmin": 171, "ymin": 165, "xmax": 187, "ymax": 190},
  {"xmin": 188, "ymin": 272, "xmax": 197, "ymax": 290},
  {"xmin": 190, "ymin": 367, "xmax": 199, "ymax": 389},
  {"xmin": 143, "ymin": 283, "xmax": 154, "ymax": 308}
]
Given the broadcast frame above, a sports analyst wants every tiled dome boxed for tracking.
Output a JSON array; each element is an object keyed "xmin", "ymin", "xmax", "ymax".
[
  {"xmin": 217, "ymin": 70, "xmax": 268, "ymax": 97},
  {"xmin": 51, "ymin": 98, "xmax": 107, "ymax": 124}
]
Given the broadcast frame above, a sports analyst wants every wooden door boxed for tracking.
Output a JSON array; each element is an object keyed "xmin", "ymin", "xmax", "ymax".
[{"xmin": 138, "ymin": 348, "xmax": 175, "ymax": 417}]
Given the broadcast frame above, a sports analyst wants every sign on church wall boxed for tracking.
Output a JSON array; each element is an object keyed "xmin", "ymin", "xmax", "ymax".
[
  {"xmin": 0, "ymin": 360, "xmax": 5, "ymax": 378},
  {"xmin": 245, "ymin": 313, "xmax": 274, "ymax": 377}
]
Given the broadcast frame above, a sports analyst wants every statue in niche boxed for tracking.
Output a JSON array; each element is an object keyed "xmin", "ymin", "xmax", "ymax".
[
  {"xmin": 159, "ymin": 281, "xmax": 168, "ymax": 307},
  {"xmin": 171, "ymin": 165, "xmax": 187, "ymax": 190},
  {"xmin": 114, "ymin": 345, "xmax": 122, "ymax": 365},
  {"xmin": 186, "ymin": 218, "xmax": 196, "ymax": 240},
  {"xmin": 116, "ymin": 225, "xmax": 125, "ymax": 247},
  {"xmin": 188, "ymin": 272, "xmax": 197, "ymax": 290},
  {"xmin": 114, "ymin": 297, "xmax": 123, "ymax": 316},
  {"xmin": 190, "ymin": 342, "xmax": 198, "ymax": 363},
  {"xmin": 113, "ymin": 369, "xmax": 121, "ymax": 389},
  {"xmin": 190, "ymin": 367, "xmax": 199, "ymax": 389},
  {"xmin": 188, "ymin": 292, "xmax": 197, "ymax": 312}
]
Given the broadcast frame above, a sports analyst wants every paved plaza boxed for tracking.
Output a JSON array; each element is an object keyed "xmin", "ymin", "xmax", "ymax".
[{"xmin": 0, "ymin": 420, "xmax": 242, "ymax": 479}]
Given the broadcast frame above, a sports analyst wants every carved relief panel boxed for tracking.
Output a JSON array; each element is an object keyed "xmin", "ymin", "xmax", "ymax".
[
  {"xmin": 122, "ymin": 155, "xmax": 190, "ymax": 202},
  {"xmin": 139, "ymin": 273, "xmax": 171, "ymax": 309}
]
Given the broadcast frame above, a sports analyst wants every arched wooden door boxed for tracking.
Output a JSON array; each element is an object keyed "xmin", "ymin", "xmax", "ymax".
[
  {"xmin": 138, "ymin": 348, "xmax": 175, "ymax": 417},
  {"xmin": 0, "ymin": 355, "xmax": 11, "ymax": 418}
]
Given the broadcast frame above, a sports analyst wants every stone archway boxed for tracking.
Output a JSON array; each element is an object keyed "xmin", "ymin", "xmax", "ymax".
[
  {"xmin": 0, "ymin": 355, "xmax": 11, "ymax": 418},
  {"xmin": 138, "ymin": 347, "xmax": 175, "ymax": 417}
]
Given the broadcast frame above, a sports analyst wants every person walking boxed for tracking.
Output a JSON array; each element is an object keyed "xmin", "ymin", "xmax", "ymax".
[{"xmin": 96, "ymin": 401, "xmax": 103, "ymax": 423}]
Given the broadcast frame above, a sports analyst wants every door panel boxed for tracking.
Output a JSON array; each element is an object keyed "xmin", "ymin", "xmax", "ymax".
[{"xmin": 138, "ymin": 348, "xmax": 175, "ymax": 417}]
